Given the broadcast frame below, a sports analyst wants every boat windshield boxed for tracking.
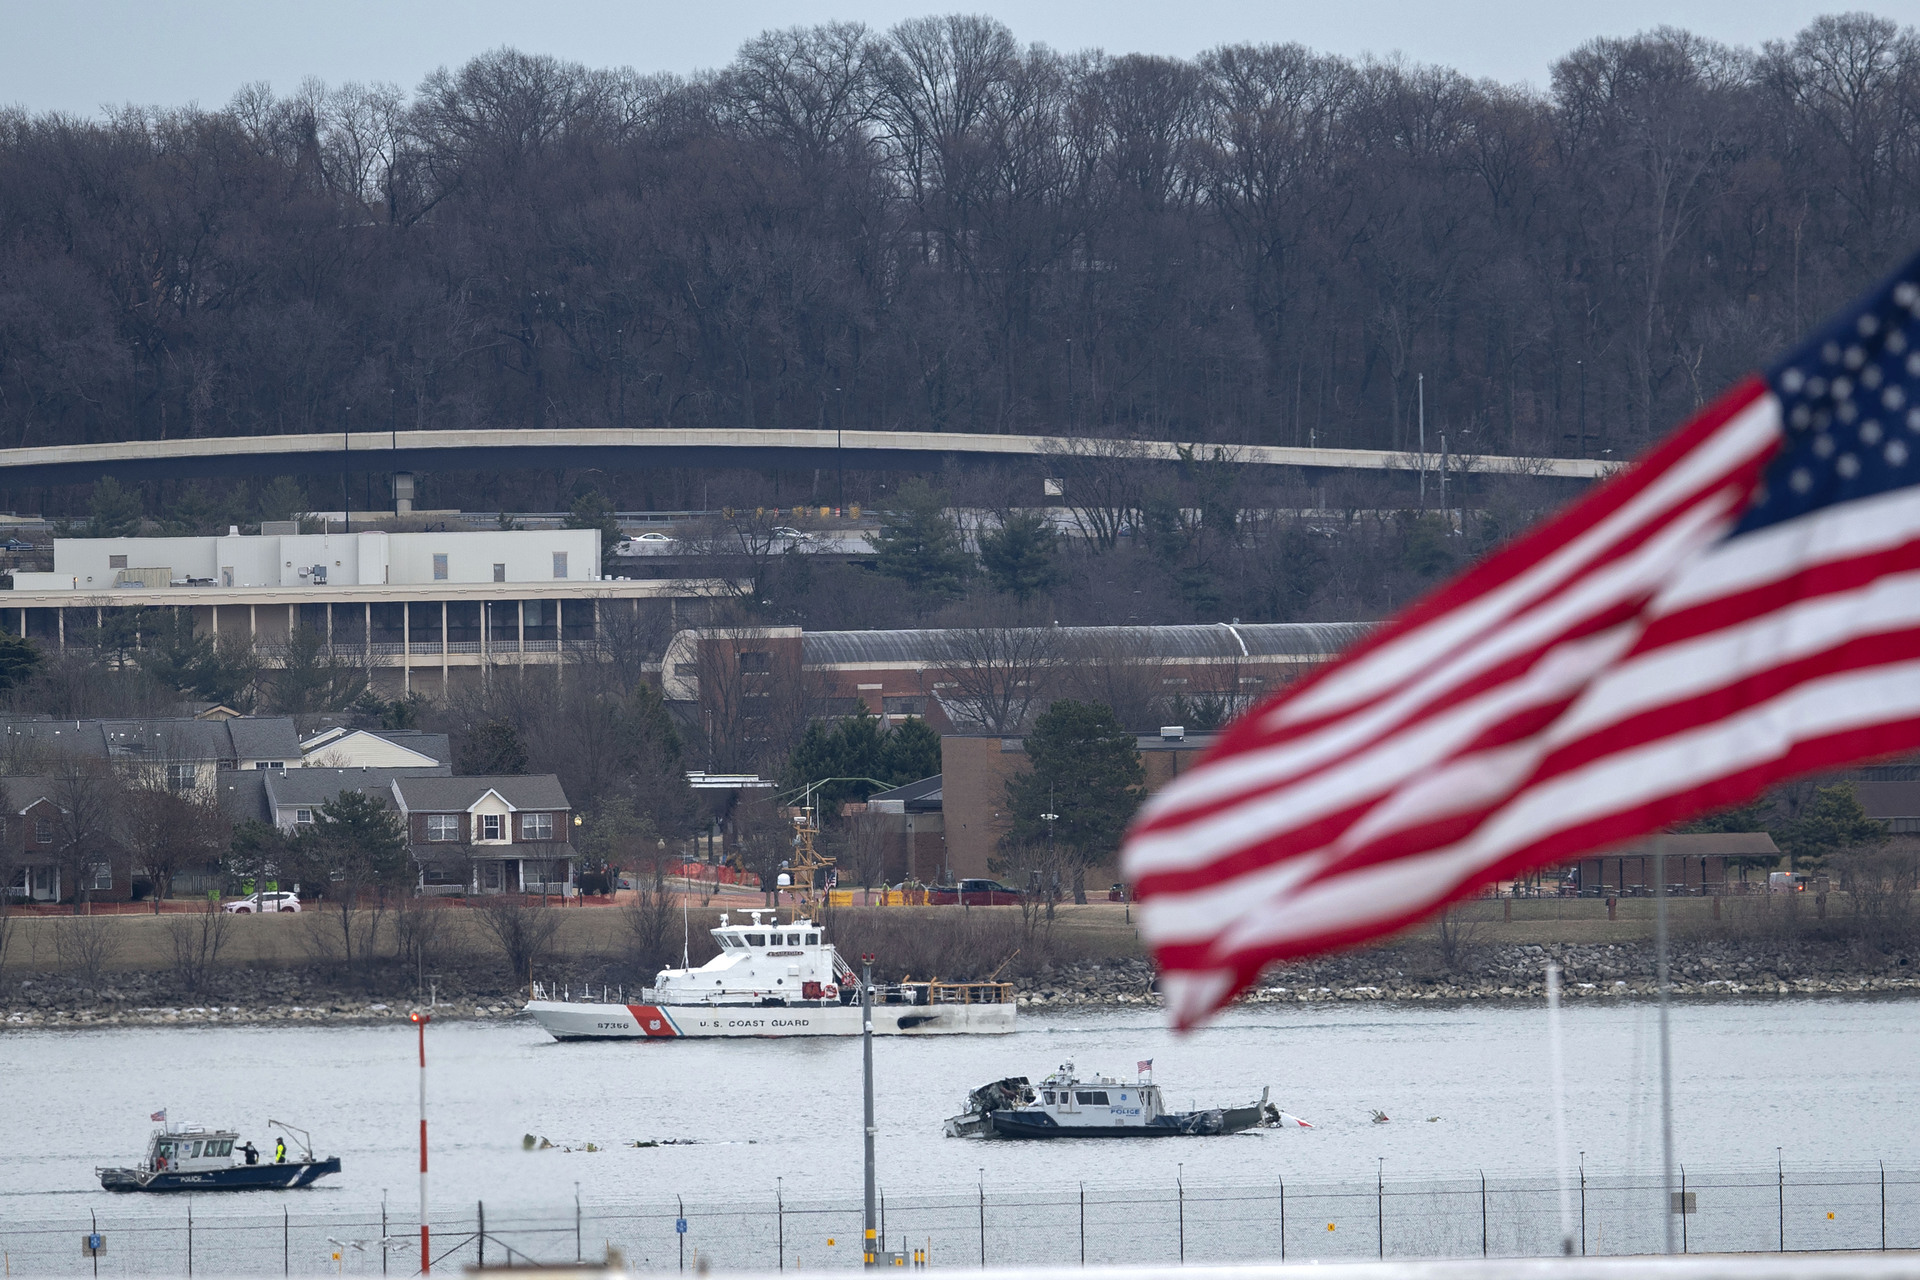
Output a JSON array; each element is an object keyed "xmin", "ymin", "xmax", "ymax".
[{"xmin": 745, "ymin": 933, "xmax": 766, "ymax": 946}]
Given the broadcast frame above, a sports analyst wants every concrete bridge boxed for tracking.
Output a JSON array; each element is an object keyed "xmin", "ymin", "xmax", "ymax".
[{"xmin": 0, "ymin": 427, "xmax": 1609, "ymax": 489}]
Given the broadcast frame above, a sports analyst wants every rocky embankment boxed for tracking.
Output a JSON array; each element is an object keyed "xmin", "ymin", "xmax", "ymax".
[
  {"xmin": 5, "ymin": 938, "xmax": 1918, "ymax": 1028},
  {"xmin": 0, "ymin": 967, "xmax": 524, "ymax": 1028},
  {"xmin": 1016, "ymin": 939, "xmax": 1920, "ymax": 1009}
]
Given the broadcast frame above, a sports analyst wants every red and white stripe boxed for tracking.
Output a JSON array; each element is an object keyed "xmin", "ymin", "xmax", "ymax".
[{"xmin": 1124, "ymin": 377, "xmax": 1920, "ymax": 1026}]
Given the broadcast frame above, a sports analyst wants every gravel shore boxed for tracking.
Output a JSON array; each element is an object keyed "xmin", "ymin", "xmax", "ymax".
[{"xmin": 4, "ymin": 936, "xmax": 1916, "ymax": 1028}]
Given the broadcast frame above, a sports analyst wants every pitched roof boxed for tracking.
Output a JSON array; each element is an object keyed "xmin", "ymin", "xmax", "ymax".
[
  {"xmin": 216, "ymin": 770, "xmax": 271, "ymax": 825},
  {"xmin": 868, "ymin": 774, "xmax": 942, "ymax": 813},
  {"xmin": 0, "ymin": 715, "xmax": 303, "ymax": 762},
  {"xmin": 392, "ymin": 775, "xmax": 570, "ymax": 812},
  {"xmin": 264, "ymin": 767, "xmax": 442, "ymax": 808},
  {"xmin": 799, "ymin": 622, "xmax": 1370, "ymax": 667}
]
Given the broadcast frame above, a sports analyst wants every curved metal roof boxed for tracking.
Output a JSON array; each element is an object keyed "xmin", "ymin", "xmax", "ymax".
[{"xmin": 801, "ymin": 622, "xmax": 1371, "ymax": 666}]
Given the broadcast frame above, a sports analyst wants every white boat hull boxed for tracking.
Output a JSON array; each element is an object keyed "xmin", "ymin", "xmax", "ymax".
[{"xmin": 525, "ymin": 999, "xmax": 1015, "ymax": 1039}]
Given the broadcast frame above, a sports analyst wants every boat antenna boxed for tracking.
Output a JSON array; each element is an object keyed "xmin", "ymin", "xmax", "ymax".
[
  {"xmin": 266, "ymin": 1119, "xmax": 314, "ymax": 1162},
  {"xmin": 682, "ymin": 892, "xmax": 691, "ymax": 970}
]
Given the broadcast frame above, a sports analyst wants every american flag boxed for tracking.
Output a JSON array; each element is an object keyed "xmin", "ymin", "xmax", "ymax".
[
  {"xmin": 1124, "ymin": 249, "xmax": 1920, "ymax": 1028},
  {"xmin": 150, "ymin": 1109, "xmax": 166, "ymax": 1122},
  {"xmin": 1137, "ymin": 1059, "xmax": 1153, "ymax": 1074}
]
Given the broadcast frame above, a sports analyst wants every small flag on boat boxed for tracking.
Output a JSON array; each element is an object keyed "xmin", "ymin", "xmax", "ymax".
[
  {"xmin": 1137, "ymin": 1059, "xmax": 1153, "ymax": 1074},
  {"xmin": 150, "ymin": 1109, "xmax": 166, "ymax": 1122}
]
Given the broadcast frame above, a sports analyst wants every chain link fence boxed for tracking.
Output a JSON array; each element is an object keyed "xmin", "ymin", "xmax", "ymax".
[{"xmin": 6, "ymin": 1163, "xmax": 1918, "ymax": 1274}]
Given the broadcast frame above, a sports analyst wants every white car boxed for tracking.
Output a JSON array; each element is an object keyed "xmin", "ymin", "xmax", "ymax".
[
  {"xmin": 224, "ymin": 891, "xmax": 301, "ymax": 914},
  {"xmin": 770, "ymin": 527, "xmax": 810, "ymax": 541},
  {"xmin": 613, "ymin": 532, "xmax": 675, "ymax": 555}
]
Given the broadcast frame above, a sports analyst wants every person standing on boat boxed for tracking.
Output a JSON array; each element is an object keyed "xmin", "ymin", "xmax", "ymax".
[
  {"xmin": 274, "ymin": 1137, "xmax": 287, "ymax": 1164},
  {"xmin": 241, "ymin": 1141, "xmax": 259, "ymax": 1166}
]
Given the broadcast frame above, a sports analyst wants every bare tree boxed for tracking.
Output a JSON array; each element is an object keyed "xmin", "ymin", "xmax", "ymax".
[
  {"xmin": 48, "ymin": 754, "xmax": 122, "ymax": 914},
  {"xmin": 472, "ymin": 896, "xmax": 563, "ymax": 987},
  {"xmin": 1039, "ymin": 437, "xmax": 1155, "ymax": 551},
  {"xmin": 165, "ymin": 901, "xmax": 234, "ymax": 995},
  {"xmin": 934, "ymin": 624, "xmax": 1061, "ymax": 733},
  {"xmin": 121, "ymin": 786, "xmax": 228, "ymax": 911},
  {"xmin": 52, "ymin": 914, "xmax": 122, "ymax": 989}
]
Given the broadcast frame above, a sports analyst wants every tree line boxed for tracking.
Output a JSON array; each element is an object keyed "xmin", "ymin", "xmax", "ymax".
[{"xmin": 1, "ymin": 13, "xmax": 1917, "ymax": 488}]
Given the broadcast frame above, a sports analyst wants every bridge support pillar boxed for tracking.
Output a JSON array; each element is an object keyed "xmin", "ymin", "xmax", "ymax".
[{"xmin": 393, "ymin": 472, "xmax": 415, "ymax": 516}]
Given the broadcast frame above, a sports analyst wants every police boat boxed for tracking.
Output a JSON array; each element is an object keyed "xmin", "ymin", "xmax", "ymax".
[
  {"xmin": 944, "ymin": 1062, "xmax": 1271, "ymax": 1139},
  {"xmin": 98, "ymin": 1121, "xmax": 342, "ymax": 1192}
]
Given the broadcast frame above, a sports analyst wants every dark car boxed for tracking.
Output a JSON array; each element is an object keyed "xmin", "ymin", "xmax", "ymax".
[
  {"xmin": 929, "ymin": 878, "xmax": 1024, "ymax": 906},
  {"xmin": 2, "ymin": 539, "xmax": 33, "ymax": 553}
]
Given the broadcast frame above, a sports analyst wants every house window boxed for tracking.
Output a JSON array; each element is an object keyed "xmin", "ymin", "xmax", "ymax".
[
  {"xmin": 293, "ymin": 808, "xmax": 314, "ymax": 826},
  {"xmin": 493, "ymin": 563, "xmax": 506, "ymax": 582},
  {"xmin": 883, "ymin": 696, "xmax": 925, "ymax": 716},
  {"xmin": 252, "ymin": 760, "xmax": 285, "ymax": 771},
  {"xmin": 167, "ymin": 763, "xmax": 197, "ymax": 792},
  {"xmin": 109, "ymin": 554, "xmax": 128, "ymax": 569},
  {"xmin": 86, "ymin": 863, "xmax": 112, "ymax": 891},
  {"xmin": 479, "ymin": 814, "xmax": 503, "ymax": 841},
  {"xmin": 34, "ymin": 819, "xmax": 51, "ymax": 844},
  {"xmin": 521, "ymin": 813, "xmax": 553, "ymax": 841},
  {"xmin": 552, "ymin": 552, "xmax": 568, "ymax": 579},
  {"xmin": 426, "ymin": 814, "xmax": 460, "ymax": 842},
  {"xmin": 432, "ymin": 553, "xmax": 448, "ymax": 581},
  {"xmin": 738, "ymin": 651, "xmax": 771, "ymax": 672}
]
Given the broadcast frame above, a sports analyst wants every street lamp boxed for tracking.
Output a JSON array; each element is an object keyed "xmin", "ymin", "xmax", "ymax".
[
  {"xmin": 861, "ymin": 953, "xmax": 878, "ymax": 1268},
  {"xmin": 410, "ymin": 1011, "xmax": 431, "ymax": 1274}
]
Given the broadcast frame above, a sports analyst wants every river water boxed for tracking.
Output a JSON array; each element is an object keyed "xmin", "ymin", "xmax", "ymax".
[{"xmin": 2, "ymin": 996, "xmax": 1913, "ymax": 1222}]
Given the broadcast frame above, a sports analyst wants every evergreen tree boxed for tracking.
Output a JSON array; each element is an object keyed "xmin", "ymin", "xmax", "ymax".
[
  {"xmin": 1005, "ymin": 699, "xmax": 1144, "ymax": 902},
  {"xmin": 564, "ymin": 488, "xmax": 622, "ymax": 554},
  {"xmin": 878, "ymin": 717, "xmax": 942, "ymax": 783},
  {"xmin": 978, "ymin": 511, "xmax": 1060, "ymax": 602},
  {"xmin": 1778, "ymin": 783, "xmax": 1889, "ymax": 870},
  {"xmin": 86, "ymin": 477, "xmax": 143, "ymax": 538},
  {"xmin": 268, "ymin": 627, "xmax": 368, "ymax": 714},
  {"xmin": 870, "ymin": 480, "xmax": 970, "ymax": 606},
  {"xmin": 254, "ymin": 476, "xmax": 309, "ymax": 526},
  {"xmin": 0, "ymin": 631, "xmax": 40, "ymax": 692},
  {"xmin": 458, "ymin": 718, "xmax": 530, "ymax": 774}
]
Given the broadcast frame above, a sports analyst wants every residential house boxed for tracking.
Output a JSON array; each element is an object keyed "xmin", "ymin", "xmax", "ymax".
[
  {"xmin": 395, "ymin": 775, "xmax": 576, "ymax": 896},
  {"xmin": 299, "ymin": 727, "xmax": 452, "ymax": 770},
  {"xmin": 0, "ymin": 715, "xmax": 304, "ymax": 794},
  {"xmin": 0, "ymin": 776, "xmax": 129, "ymax": 903}
]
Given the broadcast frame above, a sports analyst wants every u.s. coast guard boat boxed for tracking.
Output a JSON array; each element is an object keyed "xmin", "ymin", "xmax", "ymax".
[
  {"xmin": 523, "ymin": 910, "xmax": 1016, "ymax": 1039},
  {"xmin": 944, "ymin": 1063, "xmax": 1270, "ymax": 1138}
]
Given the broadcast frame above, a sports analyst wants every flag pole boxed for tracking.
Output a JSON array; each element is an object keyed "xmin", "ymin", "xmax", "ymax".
[
  {"xmin": 1654, "ymin": 843, "xmax": 1676, "ymax": 1254},
  {"xmin": 1546, "ymin": 962, "xmax": 1574, "ymax": 1255}
]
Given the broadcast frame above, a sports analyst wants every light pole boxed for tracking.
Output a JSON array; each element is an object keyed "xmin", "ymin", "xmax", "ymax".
[
  {"xmin": 410, "ymin": 1011, "xmax": 431, "ymax": 1274},
  {"xmin": 1040, "ymin": 811, "xmax": 1059, "ymax": 919},
  {"xmin": 861, "ymin": 952, "xmax": 878, "ymax": 1268}
]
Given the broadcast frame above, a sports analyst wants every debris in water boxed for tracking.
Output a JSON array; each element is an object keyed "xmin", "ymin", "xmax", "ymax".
[{"xmin": 1370, "ymin": 1110, "xmax": 1390, "ymax": 1124}]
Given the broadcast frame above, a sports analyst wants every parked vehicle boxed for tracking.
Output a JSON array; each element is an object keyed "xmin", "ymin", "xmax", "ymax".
[
  {"xmin": 224, "ymin": 891, "xmax": 301, "ymax": 914},
  {"xmin": 929, "ymin": 879, "xmax": 1024, "ymax": 906},
  {"xmin": 2, "ymin": 538, "xmax": 34, "ymax": 553},
  {"xmin": 770, "ymin": 526, "xmax": 810, "ymax": 541}
]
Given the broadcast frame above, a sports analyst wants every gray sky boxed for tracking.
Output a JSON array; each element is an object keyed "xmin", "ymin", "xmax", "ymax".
[{"xmin": 6, "ymin": 0, "xmax": 1918, "ymax": 116}]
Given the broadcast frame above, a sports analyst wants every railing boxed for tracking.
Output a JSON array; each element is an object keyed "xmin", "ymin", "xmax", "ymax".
[
  {"xmin": 522, "ymin": 638, "xmax": 559, "ymax": 652},
  {"xmin": 2, "ymin": 1162, "xmax": 1915, "ymax": 1274},
  {"xmin": 446, "ymin": 640, "xmax": 481, "ymax": 654}
]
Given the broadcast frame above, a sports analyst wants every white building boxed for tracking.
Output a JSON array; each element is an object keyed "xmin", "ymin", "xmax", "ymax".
[
  {"xmin": 22, "ymin": 527, "xmax": 600, "ymax": 591},
  {"xmin": 3, "ymin": 529, "xmax": 730, "ymax": 695}
]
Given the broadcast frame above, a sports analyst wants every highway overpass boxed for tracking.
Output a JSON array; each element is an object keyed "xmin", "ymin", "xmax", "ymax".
[{"xmin": 0, "ymin": 427, "xmax": 1611, "ymax": 487}]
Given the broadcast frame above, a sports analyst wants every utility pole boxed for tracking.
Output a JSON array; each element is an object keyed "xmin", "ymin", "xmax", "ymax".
[
  {"xmin": 862, "ymin": 953, "xmax": 878, "ymax": 1268},
  {"xmin": 1417, "ymin": 373, "xmax": 1427, "ymax": 508},
  {"xmin": 411, "ymin": 1011, "xmax": 431, "ymax": 1273}
]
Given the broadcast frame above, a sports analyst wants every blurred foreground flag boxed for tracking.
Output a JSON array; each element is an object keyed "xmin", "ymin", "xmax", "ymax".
[{"xmin": 1124, "ymin": 249, "xmax": 1920, "ymax": 1028}]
